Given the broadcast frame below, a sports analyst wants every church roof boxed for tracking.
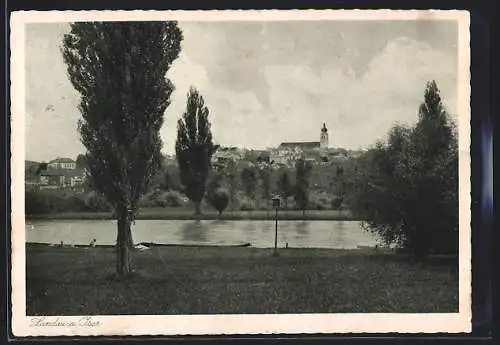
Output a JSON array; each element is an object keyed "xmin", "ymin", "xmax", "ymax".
[{"xmin": 278, "ymin": 141, "xmax": 320, "ymax": 149}]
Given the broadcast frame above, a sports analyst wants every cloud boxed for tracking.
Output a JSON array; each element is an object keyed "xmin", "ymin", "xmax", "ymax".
[
  {"xmin": 352, "ymin": 36, "xmax": 457, "ymax": 145},
  {"xmin": 24, "ymin": 23, "xmax": 85, "ymax": 161},
  {"xmin": 161, "ymin": 52, "xmax": 210, "ymax": 151},
  {"xmin": 163, "ymin": 51, "xmax": 265, "ymax": 152}
]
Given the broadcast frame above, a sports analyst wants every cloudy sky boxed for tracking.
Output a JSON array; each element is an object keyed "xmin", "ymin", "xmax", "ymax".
[{"xmin": 25, "ymin": 20, "xmax": 458, "ymax": 161}]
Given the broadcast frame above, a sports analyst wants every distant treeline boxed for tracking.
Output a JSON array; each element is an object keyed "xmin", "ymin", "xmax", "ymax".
[{"xmin": 25, "ymin": 183, "xmax": 349, "ymax": 216}]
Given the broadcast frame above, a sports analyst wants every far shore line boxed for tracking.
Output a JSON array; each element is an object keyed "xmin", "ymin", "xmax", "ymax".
[{"xmin": 26, "ymin": 209, "xmax": 363, "ymax": 221}]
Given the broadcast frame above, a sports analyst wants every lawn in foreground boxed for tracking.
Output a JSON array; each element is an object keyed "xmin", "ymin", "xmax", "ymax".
[{"xmin": 26, "ymin": 245, "xmax": 458, "ymax": 315}]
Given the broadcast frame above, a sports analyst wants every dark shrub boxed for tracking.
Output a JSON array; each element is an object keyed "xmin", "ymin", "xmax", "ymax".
[
  {"xmin": 331, "ymin": 197, "xmax": 343, "ymax": 210},
  {"xmin": 25, "ymin": 189, "xmax": 70, "ymax": 214},
  {"xmin": 138, "ymin": 190, "xmax": 187, "ymax": 208},
  {"xmin": 84, "ymin": 191, "xmax": 111, "ymax": 212},
  {"xmin": 207, "ymin": 189, "xmax": 229, "ymax": 214},
  {"xmin": 239, "ymin": 197, "xmax": 255, "ymax": 211},
  {"xmin": 25, "ymin": 189, "xmax": 111, "ymax": 214},
  {"xmin": 25, "ymin": 190, "xmax": 51, "ymax": 214},
  {"xmin": 65, "ymin": 194, "xmax": 87, "ymax": 212},
  {"xmin": 164, "ymin": 191, "xmax": 184, "ymax": 207}
]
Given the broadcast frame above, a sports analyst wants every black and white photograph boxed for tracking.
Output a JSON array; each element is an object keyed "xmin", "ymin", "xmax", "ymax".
[{"xmin": 11, "ymin": 10, "xmax": 471, "ymax": 336}]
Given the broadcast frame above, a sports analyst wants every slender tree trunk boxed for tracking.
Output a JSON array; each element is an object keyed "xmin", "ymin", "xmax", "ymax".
[
  {"xmin": 125, "ymin": 220, "xmax": 134, "ymax": 248},
  {"xmin": 114, "ymin": 46, "xmax": 134, "ymax": 276},
  {"xmin": 116, "ymin": 211, "xmax": 133, "ymax": 276},
  {"xmin": 194, "ymin": 201, "xmax": 202, "ymax": 215}
]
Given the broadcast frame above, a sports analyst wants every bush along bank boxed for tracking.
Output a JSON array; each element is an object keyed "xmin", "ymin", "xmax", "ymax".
[
  {"xmin": 25, "ymin": 187, "xmax": 353, "ymax": 217},
  {"xmin": 25, "ymin": 189, "xmax": 112, "ymax": 215},
  {"xmin": 25, "ymin": 189, "xmax": 190, "ymax": 216}
]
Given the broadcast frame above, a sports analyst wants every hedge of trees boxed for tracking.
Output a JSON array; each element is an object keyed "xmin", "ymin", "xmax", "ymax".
[{"xmin": 25, "ymin": 188, "xmax": 193, "ymax": 215}]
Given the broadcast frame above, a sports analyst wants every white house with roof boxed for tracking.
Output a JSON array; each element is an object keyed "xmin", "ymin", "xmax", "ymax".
[{"xmin": 48, "ymin": 157, "xmax": 76, "ymax": 170}]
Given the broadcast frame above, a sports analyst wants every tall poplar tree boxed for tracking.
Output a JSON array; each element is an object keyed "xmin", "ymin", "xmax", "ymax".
[
  {"xmin": 175, "ymin": 87, "xmax": 216, "ymax": 215},
  {"xmin": 62, "ymin": 22, "xmax": 182, "ymax": 275}
]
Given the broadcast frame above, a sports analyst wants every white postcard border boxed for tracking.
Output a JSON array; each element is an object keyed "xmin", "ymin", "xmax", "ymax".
[{"xmin": 10, "ymin": 9, "xmax": 471, "ymax": 337}]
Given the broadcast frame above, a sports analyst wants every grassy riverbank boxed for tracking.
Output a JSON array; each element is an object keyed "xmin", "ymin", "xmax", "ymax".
[
  {"xmin": 26, "ymin": 245, "xmax": 458, "ymax": 315},
  {"xmin": 26, "ymin": 207, "xmax": 358, "ymax": 221}
]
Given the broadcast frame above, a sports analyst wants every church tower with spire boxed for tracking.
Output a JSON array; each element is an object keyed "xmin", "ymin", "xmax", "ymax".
[{"xmin": 320, "ymin": 123, "xmax": 329, "ymax": 149}]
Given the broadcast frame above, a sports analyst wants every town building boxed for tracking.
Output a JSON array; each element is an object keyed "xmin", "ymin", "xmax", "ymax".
[
  {"xmin": 39, "ymin": 169, "xmax": 85, "ymax": 187},
  {"xmin": 270, "ymin": 123, "xmax": 330, "ymax": 167},
  {"xmin": 199, "ymin": 123, "xmax": 357, "ymax": 169}
]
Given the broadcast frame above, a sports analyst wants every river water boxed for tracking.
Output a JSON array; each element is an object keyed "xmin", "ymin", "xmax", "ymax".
[{"xmin": 25, "ymin": 219, "xmax": 379, "ymax": 249}]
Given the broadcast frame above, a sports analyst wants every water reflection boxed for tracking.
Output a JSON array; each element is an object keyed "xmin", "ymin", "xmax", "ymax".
[
  {"xmin": 294, "ymin": 221, "xmax": 310, "ymax": 237},
  {"xmin": 335, "ymin": 221, "xmax": 346, "ymax": 247},
  {"xmin": 209, "ymin": 219, "xmax": 228, "ymax": 225},
  {"xmin": 243, "ymin": 221, "xmax": 258, "ymax": 244},
  {"xmin": 181, "ymin": 220, "xmax": 208, "ymax": 243}
]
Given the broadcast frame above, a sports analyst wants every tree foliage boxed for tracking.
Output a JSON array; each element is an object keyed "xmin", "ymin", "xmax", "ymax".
[
  {"xmin": 347, "ymin": 81, "xmax": 458, "ymax": 260},
  {"xmin": 205, "ymin": 171, "xmax": 225, "ymax": 214},
  {"xmin": 62, "ymin": 21, "xmax": 182, "ymax": 275},
  {"xmin": 277, "ymin": 170, "xmax": 293, "ymax": 210},
  {"xmin": 294, "ymin": 158, "xmax": 313, "ymax": 214},
  {"xmin": 160, "ymin": 171, "xmax": 172, "ymax": 190},
  {"xmin": 175, "ymin": 87, "xmax": 216, "ymax": 215},
  {"xmin": 240, "ymin": 165, "xmax": 258, "ymax": 200},
  {"xmin": 206, "ymin": 170, "xmax": 224, "ymax": 195},
  {"xmin": 224, "ymin": 159, "xmax": 239, "ymax": 213},
  {"xmin": 258, "ymin": 164, "xmax": 272, "ymax": 210},
  {"xmin": 75, "ymin": 153, "xmax": 87, "ymax": 169},
  {"xmin": 35, "ymin": 162, "xmax": 48, "ymax": 175},
  {"xmin": 332, "ymin": 165, "xmax": 346, "ymax": 210}
]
